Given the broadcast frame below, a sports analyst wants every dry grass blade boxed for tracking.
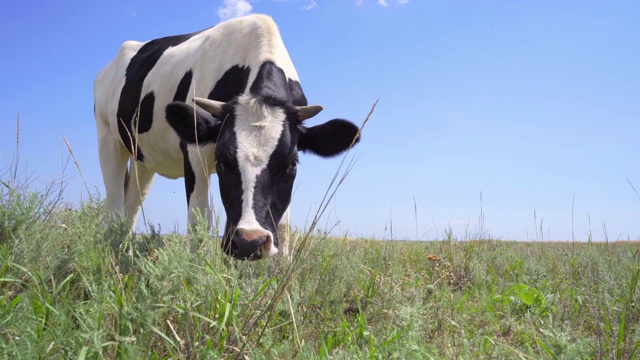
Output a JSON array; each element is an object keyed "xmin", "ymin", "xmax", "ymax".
[
  {"xmin": 305, "ymin": 99, "xmax": 378, "ymax": 239},
  {"xmin": 62, "ymin": 136, "xmax": 94, "ymax": 206},
  {"xmin": 350, "ymin": 99, "xmax": 377, "ymax": 148},
  {"xmin": 286, "ymin": 291, "xmax": 301, "ymax": 349},
  {"xmin": 627, "ymin": 178, "xmax": 640, "ymax": 202},
  {"xmin": 166, "ymin": 319, "xmax": 185, "ymax": 350},
  {"xmin": 132, "ymin": 110, "xmax": 149, "ymax": 232},
  {"xmin": 13, "ymin": 114, "xmax": 21, "ymax": 180}
]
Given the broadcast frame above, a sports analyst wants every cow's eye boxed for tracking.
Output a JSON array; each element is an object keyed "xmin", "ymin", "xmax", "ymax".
[
  {"xmin": 287, "ymin": 159, "xmax": 298, "ymax": 174},
  {"xmin": 216, "ymin": 160, "xmax": 226, "ymax": 172}
]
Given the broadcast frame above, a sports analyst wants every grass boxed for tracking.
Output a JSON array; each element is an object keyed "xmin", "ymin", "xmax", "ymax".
[
  {"xmin": 2, "ymin": 114, "xmax": 640, "ymax": 359},
  {"xmin": 2, "ymin": 178, "xmax": 640, "ymax": 359}
]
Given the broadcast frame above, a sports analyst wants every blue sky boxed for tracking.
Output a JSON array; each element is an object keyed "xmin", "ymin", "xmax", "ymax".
[{"xmin": 1, "ymin": 1, "xmax": 639, "ymax": 241}]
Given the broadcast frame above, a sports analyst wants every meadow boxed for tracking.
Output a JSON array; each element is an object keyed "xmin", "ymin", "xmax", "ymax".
[
  {"xmin": 1, "ymin": 139, "xmax": 639, "ymax": 359},
  {"xmin": 1, "ymin": 180, "xmax": 639, "ymax": 359}
]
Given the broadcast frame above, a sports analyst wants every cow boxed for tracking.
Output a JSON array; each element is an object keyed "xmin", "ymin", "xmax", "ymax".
[{"xmin": 93, "ymin": 14, "xmax": 360, "ymax": 260}]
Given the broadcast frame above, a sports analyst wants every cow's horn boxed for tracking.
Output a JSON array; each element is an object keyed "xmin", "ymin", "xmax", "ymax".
[
  {"xmin": 296, "ymin": 105, "xmax": 323, "ymax": 121},
  {"xmin": 194, "ymin": 98, "xmax": 226, "ymax": 118}
]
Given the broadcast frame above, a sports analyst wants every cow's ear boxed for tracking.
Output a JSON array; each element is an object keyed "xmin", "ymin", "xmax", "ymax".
[
  {"xmin": 166, "ymin": 101, "xmax": 222, "ymax": 144},
  {"xmin": 298, "ymin": 119, "xmax": 360, "ymax": 157}
]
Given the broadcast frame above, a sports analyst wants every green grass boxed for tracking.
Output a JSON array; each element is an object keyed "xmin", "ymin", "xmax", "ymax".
[{"xmin": 2, "ymin": 177, "xmax": 640, "ymax": 359}]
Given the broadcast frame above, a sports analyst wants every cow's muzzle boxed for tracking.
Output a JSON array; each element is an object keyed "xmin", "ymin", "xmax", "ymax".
[{"xmin": 224, "ymin": 227, "xmax": 278, "ymax": 260}]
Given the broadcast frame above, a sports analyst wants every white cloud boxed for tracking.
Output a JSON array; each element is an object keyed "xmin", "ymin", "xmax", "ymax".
[
  {"xmin": 356, "ymin": 0, "xmax": 364, "ymax": 5},
  {"xmin": 127, "ymin": 5, "xmax": 137, "ymax": 17},
  {"xmin": 378, "ymin": 0, "xmax": 388, "ymax": 6},
  {"xmin": 303, "ymin": 0, "xmax": 319, "ymax": 11},
  {"xmin": 398, "ymin": 0, "xmax": 409, "ymax": 4},
  {"xmin": 218, "ymin": 0, "xmax": 252, "ymax": 21}
]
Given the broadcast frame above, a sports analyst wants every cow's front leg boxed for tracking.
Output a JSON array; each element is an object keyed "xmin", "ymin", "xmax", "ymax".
[{"xmin": 182, "ymin": 142, "xmax": 215, "ymax": 232}]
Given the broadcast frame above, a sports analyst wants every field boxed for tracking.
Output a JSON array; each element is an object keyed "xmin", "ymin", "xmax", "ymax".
[{"xmin": 1, "ymin": 168, "xmax": 640, "ymax": 360}]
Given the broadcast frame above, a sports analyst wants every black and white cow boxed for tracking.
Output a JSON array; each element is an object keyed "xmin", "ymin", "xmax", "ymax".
[{"xmin": 94, "ymin": 14, "xmax": 360, "ymax": 260}]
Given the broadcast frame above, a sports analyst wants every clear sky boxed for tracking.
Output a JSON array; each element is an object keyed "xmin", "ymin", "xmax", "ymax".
[{"xmin": 1, "ymin": 1, "xmax": 639, "ymax": 241}]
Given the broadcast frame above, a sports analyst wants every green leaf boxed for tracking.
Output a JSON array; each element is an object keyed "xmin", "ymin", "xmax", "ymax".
[
  {"xmin": 617, "ymin": 312, "xmax": 626, "ymax": 360},
  {"xmin": 520, "ymin": 287, "xmax": 538, "ymax": 306},
  {"xmin": 77, "ymin": 346, "xmax": 88, "ymax": 360},
  {"xmin": 249, "ymin": 277, "xmax": 276, "ymax": 302},
  {"xmin": 536, "ymin": 338, "xmax": 559, "ymax": 360}
]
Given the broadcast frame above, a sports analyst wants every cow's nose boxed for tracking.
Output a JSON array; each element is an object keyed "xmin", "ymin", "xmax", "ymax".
[
  {"xmin": 231, "ymin": 227, "xmax": 278, "ymax": 259},
  {"xmin": 232, "ymin": 229, "xmax": 272, "ymax": 260},
  {"xmin": 238, "ymin": 228, "xmax": 271, "ymax": 242}
]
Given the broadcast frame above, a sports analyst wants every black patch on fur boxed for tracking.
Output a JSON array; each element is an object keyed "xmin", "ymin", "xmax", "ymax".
[
  {"xmin": 208, "ymin": 65, "xmax": 251, "ymax": 102},
  {"xmin": 117, "ymin": 30, "xmax": 201, "ymax": 158},
  {"xmin": 250, "ymin": 61, "xmax": 293, "ymax": 102},
  {"xmin": 173, "ymin": 69, "xmax": 193, "ymax": 102},
  {"xmin": 288, "ymin": 79, "xmax": 308, "ymax": 106},
  {"xmin": 211, "ymin": 108, "xmax": 239, "ymax": 214},
  {"xmin": 137, "ymin": 91, "xmax": 155, "ymax": 134},
  {"xmin": 166, "ymin": 101, "xmax": 221, "ymax": 144},
  {"xmin": 213, "ymin": 114, "xmax": 243, "ymax": 255},
  {"xmin": 256, "ymin": 121, "xmax": 297, "ymax": 234},
  {"xmin": 180, "ymin": 140, "xmax": 196, "ymax": 206}
]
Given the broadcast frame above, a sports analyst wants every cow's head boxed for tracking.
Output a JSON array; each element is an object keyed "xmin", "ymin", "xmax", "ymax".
[{"xmin": 166, "ymin": 95, "xmax": 359, "ymax": 260}]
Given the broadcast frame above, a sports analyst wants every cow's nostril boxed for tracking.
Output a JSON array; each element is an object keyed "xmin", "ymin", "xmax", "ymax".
[
  {"xmin": 227, "ymin": 226, "xmax": 276, "ymax": 260},
  {"xmin": 238, "ymin": 228, "xmax": 271, "ymax": 242},
  {"xmin": 230, "ymin": 234, "xmax": 269, "ymax": 260}
]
